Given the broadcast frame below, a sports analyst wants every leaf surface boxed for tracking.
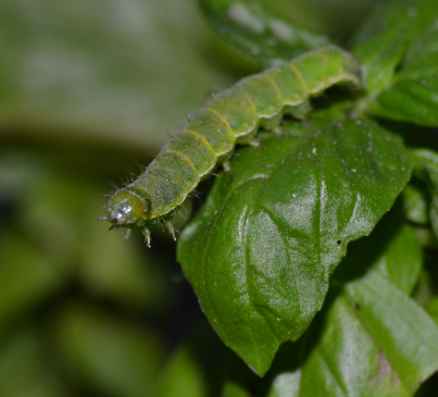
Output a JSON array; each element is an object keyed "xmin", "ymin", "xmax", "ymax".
[
  {"xmin": 178, "ymin": 118, "xmax": 412, "ymax": 375},
  {"xmin": 199, "ymin": 0, "xmax": 329, "ymax": 66},
  {"xmin": 367, "ymin": 24, "xmax": 438, "ymax": 126},
  {"xmin": 268, "ymin": 222, "xmax": 438, "ymax": 397},
  {"xmin": 352, "ymin": 0, "xmax": 438, "ymax": 126}
]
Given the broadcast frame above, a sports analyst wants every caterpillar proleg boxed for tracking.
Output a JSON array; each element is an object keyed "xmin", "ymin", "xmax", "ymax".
[{"xmin": 105, "ymin": 45, "xmax": 361, "ymax": 244}]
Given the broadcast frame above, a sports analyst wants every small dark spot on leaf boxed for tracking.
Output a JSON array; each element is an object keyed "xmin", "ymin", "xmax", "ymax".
[
  {"xmin": 336, "ymin": 240, "xmax": 342, "ymax": 245},
  {"xmin": 354, "ymin": 302, "xmax": 361, "ymax": 311}
]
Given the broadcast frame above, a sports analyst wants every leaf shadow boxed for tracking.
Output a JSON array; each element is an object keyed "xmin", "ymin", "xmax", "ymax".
[{"xmin": 333, "ymin": 203, "xmax": 404, "ymax": 285}]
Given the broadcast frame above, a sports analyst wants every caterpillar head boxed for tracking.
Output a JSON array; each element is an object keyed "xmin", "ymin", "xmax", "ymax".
[{"xmin": 106, "ymin": 189, "xmax": 149, "ymax": 226}]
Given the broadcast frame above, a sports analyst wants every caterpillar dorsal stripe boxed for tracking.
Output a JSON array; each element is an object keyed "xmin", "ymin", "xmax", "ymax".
[{"xmin": 105, "ymin": 45, "xmax": 361, "ymax": 243}]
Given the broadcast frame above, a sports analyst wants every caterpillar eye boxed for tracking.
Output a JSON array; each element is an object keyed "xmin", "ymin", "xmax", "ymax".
[{"xmin": 110, "ymin": 201, "xmax": 133, "ymax": 225}]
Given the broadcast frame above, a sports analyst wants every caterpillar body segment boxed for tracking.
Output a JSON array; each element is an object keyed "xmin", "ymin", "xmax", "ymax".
[{"xmin": 106, "ymin": 45, "xmax": 361, "ymax": 239}]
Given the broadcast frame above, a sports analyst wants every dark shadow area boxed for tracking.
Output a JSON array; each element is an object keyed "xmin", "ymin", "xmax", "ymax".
[
  {"xmin": 333, "ymin": 202, "xmax": 405, "ymax": 285},
  {"xmin": 378, "ymin": 119, "xmax": 438, "ymax": 152},
  {"xmin": 415, "ymin": 371, "xmax": 438, "ymax": 397}
]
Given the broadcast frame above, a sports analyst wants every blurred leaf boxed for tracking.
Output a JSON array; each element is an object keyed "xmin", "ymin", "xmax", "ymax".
[
  {"xmin": 19, "ymin": 172, "xmax": 98, "ymax": 260},
  {"xmin": 352, "ymin": 0, "xmax": 438, "ymax": 127},
  {"xmin": 352, "ymin": 0, "xmax": 437, "ymax": 97},
  {"xmin": 75, "ymin": 181, "xmax": 172, "ymax": 311},
  {"xmin": 426, "ymin": 298, "xmax": 438, "ymax": 325},
  {"xmin": 288, "ymin": 0, "xmax": 378, "ymax": 42},
  {"xmin": 221, "ymin": 383, "xmax": 250, "ymax": 397},
  {"xmin": 54, "ymin": 305, "xmax": 164, "ymax": 397},
  {"xmin": 178, "ymin": 118, "xmax": 412, "ymax": 375},
  {"xmin": 1, "ymin": 156, "xmax": 171, "ymax": 311},
  {"xmin": 0, "ymin": 0, "xmax": 235, "ymax": 151},
  {"xmin": 159, "ymin": 348, "xmax": 209, "ymax": 397},
  {"xmin": 201, "ymin": 0, "xmax": 378, "ymax": 67},
  {"xmin": 159, "ymin": 323, "xmax": 257, "ymax": 397},
  {"xmin": 413, "ymin": 149, "xmax": 438, "ymax": 240},
  {"xmin": 267, "ymin": 222, "xmax": 436, "ymax": 397},
  {"xmin": 0, "ymin": 234, "xmax": 65, "ymax": 331},
  {"xmin": 78, "ymin": 219, "xmax": 172, "ymax": 311},
  {"xmin": 0, "ymin": 330, "xmax": 67, "ymax": 397},
  {"xmin": 200, "ymin": 0, "xmax": 329, "ymax": 67},
  {"xmin": 402, "ymin": 184, "xmax": 429, "ymax": 225},
  {"xmin": 367, "ymin": 23, "xmax": 438, "ymax": 126},
  {"xmin": 352, "ymin": 0, "xmax": 420, "ymax": 96}
]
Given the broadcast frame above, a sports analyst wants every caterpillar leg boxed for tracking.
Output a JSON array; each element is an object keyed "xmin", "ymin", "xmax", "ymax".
[
  {"xmin": 165, "ymin": 221, "xmax": 177, "ymax": 241},
  {"xmin": 249, "ymin": 139, "xmax": 260, "ymax": 148},
  {"xmin": 223, "ymin": 160, "xmax": 232, "ymax": 172},
  {"xmin": 142, "ymin": 227, "xmax": 152, "ymax": 248},
  {"xmin": 123, "ymin": 229, "xmax": 132, "ymax": 240}
]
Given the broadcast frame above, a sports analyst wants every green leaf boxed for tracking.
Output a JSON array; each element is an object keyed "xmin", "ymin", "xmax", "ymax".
[
  {"xmin": 426, "ymin": 298, "xmax": 438, "ymax": 325},
  {"xmin": 367, "ymin": 24, "xmax": 438, "ymax": 126},
  {"xmin": 402, "ymin": 184, "xmax": 429, "ymax": 225},
  {"xmin": 53, "ymin": 305, "xmax": 164, "ymax": 397},
  {"xmin": 352, "ymin": 0, "xmax": 438, "ymax": 126},
  {"xmin": 0, "ymin": 234, "xmax": 65, "ymax": 331},
  {"xmin": 413, "ymin": 149, "xmax": 438, "ymax": 239},
  {"xmin": 222, "ymin": 383, "xmax": 250, "ymax": 397},
  {"xmin": 159, "ymin": 348, "xmax": 208, "ymax": 397},
  {"xmin": 0, "ymin": 156, "xmax": 171, "ymax": 311},
  {"xmin": 268, "ymin": 222, "xmax": 437, "ymax": 397},
  {"xmin": 178, "ymin": 118, "xmax": 412, "ymax": 375},
  {"xmin": 352, "ymin": 0, "xmax": 420, "ymax": 95},
  {"xmin": 159, "ymin": 347, "xmax": 250, "ymax": 397},
  {"xmin": 352, "ymin": 0, "xmax": 437, "ymax": 94},
  {"xmin": 199, "ymin": 0, "xmax": 329, "ymax": 67},
  {"xmin": 158, "ymin": 323, "xmax": 257, "ymax": 397},
  {"xmin": 0, "ymin": 331, "xmax": 67, "ymax": 397}
]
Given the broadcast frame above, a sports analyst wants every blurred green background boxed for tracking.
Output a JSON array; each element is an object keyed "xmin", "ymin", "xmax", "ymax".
[{"xmin": 0, "ymin": 1, "xmax": 378, "ymax": 396}]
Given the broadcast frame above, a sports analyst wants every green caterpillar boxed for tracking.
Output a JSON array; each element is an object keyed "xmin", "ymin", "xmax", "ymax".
[{"xmin": 105, "ymin": 45, "xmax": 361, "ymax": 245}]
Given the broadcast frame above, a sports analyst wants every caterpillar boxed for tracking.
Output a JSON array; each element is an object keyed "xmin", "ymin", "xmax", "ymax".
[{"xmin": 105, "ymin": 45, "xmax": 361, "ymax": 245}]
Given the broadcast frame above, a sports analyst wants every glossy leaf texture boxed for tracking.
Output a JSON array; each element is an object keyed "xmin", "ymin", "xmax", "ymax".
[
  {"xmin": 352, "ymin": 0, "xmax": 438, "ymax": 126},
  {"xmin": 178, "ymin": 118, "xmax": 412, "ymax": 375},
  {"xmin": 199, "ymin": 0, "xmax": 330, "ymax": 67},
  {"xmin": 267, "ymin": 221, "xmax": 438, "ymax": 397}
]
